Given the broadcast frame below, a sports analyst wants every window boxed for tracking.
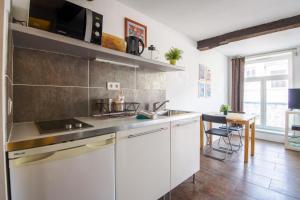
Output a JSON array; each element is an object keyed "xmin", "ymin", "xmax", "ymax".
[{"xmin": 244, "ymin": 52, "xmax": 292, "ymax": 132}]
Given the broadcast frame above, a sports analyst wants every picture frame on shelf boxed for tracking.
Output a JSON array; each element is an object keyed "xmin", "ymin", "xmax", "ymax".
[{"xmin": 125, "ymin": 17, "xmax": 147, "ymax": 47}]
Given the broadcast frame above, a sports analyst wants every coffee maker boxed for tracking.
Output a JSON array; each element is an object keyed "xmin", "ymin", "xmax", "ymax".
[{"xmin": 126, "ymin": 36, "xmax": 145, "ymax": 56}]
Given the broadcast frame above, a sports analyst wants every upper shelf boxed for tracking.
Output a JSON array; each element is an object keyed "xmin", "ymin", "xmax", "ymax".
[{"xmin": 11, "ymin": 23, "xmax": 185, "ymax": 72}]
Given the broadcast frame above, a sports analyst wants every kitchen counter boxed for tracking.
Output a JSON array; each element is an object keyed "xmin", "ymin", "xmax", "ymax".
[{"xmin": 7, "ymin": 112, "xmax": 201, "ymax": 152}]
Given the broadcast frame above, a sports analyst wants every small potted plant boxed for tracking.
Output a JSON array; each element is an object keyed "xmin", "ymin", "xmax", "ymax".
[
  {"xmin": 165, "ymin": 47, "xmax": 183, "ymax": 65},
  {"xmin": 220, "ymin": 104, "xmax": 230, "ymax": 115}
]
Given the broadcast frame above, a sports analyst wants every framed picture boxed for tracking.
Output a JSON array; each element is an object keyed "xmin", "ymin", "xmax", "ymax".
[
  {"xmin": 198, "ymin": 64, "xmax": 212, "ymax": 98},
  {"xmin": 206, "ymin": 68, "xmax": 211, "ymax": 82},
  {"xmin": 205, "ymin": 82, "xmax": 211, "ymax": 97},
  {"xmin": 198, "ymin": 81, "xmax": 206, "ymax": 97},
  {"xmin": 125, "ymin": 17, "xmax": 147, "ymax": 47},
  {"xmin": 199, "ymin": 64, "xmax": 205, "ymax": 80}
]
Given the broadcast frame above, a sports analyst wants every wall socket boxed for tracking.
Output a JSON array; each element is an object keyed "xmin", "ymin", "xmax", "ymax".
[{"xmin": 107, "ymin": 82, "xmax": 120, "ymax": 90}]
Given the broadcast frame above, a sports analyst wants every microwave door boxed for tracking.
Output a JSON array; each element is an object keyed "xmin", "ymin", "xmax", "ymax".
[{"xmin": 55, "ymin": 2, "xmax": 86, "ymax": 40}]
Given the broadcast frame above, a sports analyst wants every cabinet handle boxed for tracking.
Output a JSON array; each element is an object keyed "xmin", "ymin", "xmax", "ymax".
[
  {"xmin": 175, "ymin": 120, "xmax": 199, "ymax": 127},
  {"xmin": 128, "ymin": 127, "xmax": 168, "ymax": 138}
]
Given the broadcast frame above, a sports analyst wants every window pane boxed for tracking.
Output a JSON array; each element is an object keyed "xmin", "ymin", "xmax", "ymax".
[
  {"xmin": 266, "ymin": 80, "xmax": 288, "ymax": 129},
  {"xmin": 245, "ymin": 59, "xmax": 288, "ymax": 78},
  {"xmin": 244, "ymin": 82, "xmax": 261, "ymax": 125}
]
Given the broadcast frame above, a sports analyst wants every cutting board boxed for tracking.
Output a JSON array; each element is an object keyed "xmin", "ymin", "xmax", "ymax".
[{"xmin": 102, "ymin": 33, "xmax": 126, "ymax": 52}]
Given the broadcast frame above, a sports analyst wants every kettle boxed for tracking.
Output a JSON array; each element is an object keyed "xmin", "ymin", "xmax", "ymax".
[{"xmin": 126, "ymin": 36, "xmax": 144, "ymax": 56}]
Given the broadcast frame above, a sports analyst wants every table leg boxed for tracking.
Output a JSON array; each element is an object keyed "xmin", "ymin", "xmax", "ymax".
[
  {"xmin": 209, "ymin": 122, "xmax": 213, "ymax": 145},
  {"xmin": 251, "ymin": 122, "xmax": 256, "ymax": 156},
  {"xmin": 244, "ymin": 122, "xmax": 250, "ymax": 163},
  {"xmin": 200, "ymin": 116, "xmax": 204, "ymax": 150}
]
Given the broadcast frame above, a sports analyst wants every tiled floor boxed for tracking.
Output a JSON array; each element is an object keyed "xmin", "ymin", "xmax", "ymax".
[{"xmin": 171, "ymin": 139, "xmax": 300, "ymax": 200}]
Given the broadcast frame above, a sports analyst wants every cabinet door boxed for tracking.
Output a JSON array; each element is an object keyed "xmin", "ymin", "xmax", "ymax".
[
  {"xmin": 10, "ymin": 143, "xmax": 115, "ymax": 200},
  {"xmin": 116, "ymin": 123, "xmax": 170, "ymax": 200},
  {"xmin": 171, "ymin": 118, "xmax": 200, "ymax": 189}
]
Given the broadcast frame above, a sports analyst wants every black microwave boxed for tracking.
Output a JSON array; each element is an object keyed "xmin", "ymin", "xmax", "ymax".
[{"xmin": 29, "ymin": 0, "xmax": 103, "ymax": 45}]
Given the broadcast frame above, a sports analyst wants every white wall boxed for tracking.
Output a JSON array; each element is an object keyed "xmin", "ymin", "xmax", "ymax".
[{"xmin": 70, "ymin": 0, "xmax": 228, "ymax": 112}]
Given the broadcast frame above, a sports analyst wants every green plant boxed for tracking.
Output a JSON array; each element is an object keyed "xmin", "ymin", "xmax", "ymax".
[
  {"xmin": 219, "ymin": 104, "xmax": 230, "ymax": 112},
  {"xmin": 165, "ymin": 47, "xmax": 183, "ymax": 61}
]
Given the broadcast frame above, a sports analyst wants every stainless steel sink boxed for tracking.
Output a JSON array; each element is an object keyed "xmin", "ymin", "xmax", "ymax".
[{"xmin": 156, "ymin": 110, "xmax": 191, "ymax": 117}]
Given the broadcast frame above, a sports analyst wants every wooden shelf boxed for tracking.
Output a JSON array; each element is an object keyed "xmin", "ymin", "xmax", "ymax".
[{"xmin": 11, "ymin": 23, "xmax": 185, "ymax": 72}]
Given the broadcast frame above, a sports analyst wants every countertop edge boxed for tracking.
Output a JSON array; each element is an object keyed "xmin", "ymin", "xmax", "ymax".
[{"xmin": 7, "ymin": 113, "xmax": 201, "ymax": 152}]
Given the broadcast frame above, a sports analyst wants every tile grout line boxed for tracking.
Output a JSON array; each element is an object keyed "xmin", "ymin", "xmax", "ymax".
[{"xmin": 87, "ymin": 59, "xmax": 90, "ymax": 116}]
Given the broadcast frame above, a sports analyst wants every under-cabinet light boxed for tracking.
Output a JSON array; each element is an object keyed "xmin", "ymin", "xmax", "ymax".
[{"xmin": 94, "ymin": 58, "xmax": 139, "ymax": 68}]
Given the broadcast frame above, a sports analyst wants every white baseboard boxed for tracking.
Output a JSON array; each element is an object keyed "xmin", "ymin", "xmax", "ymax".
[
  {"xmin": 255, "ymin": 131, "xmax": 284, "ymax": 143},
  {"xmin": 239, "ymin": 129, "xmax": 284, "ymax": 143}
]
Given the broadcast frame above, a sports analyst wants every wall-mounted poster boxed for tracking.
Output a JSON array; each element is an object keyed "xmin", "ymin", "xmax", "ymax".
[
  {"xmin": 198, "ymin": 64, "xmax": 212, "ymax": 98},
  {"xmin": 206, "ymin": 68, "xmax": 211, "ymax": 82},
  {"xmin": 199, "ymin": 64, "xmax": 206, "ymax": 80},
  {"xmin": 125, "ymin": 17, "xmax": 147, "ymax": 47},
  {"xmin": 198, "ymin": 81, "xmax": 206, "ymax": 97},
  {"xmin": 206, "ymin": 82, "xmax": 211, "ymax": 97}
]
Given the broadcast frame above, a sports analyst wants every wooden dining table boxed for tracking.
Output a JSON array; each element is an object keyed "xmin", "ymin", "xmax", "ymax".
[{"xmin": 200, "ymin": 112, "xmax": 256, "ymax": 163}]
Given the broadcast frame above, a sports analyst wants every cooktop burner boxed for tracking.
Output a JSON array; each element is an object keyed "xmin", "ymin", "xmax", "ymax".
[{"xmin": 36, "ymin": 118, "xmax": 93, "ymax": 134}]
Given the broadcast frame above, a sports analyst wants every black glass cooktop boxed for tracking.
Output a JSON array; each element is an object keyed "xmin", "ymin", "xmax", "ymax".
[{"xmin": 36, "ymin": 118, "xmax": 93, "ymax": 134}]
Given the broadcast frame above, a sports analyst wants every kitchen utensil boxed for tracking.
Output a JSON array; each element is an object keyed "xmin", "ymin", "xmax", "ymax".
[
  {"xmin": 126, "ymin": 36, "xmax": 144, "ymax": 56},
  {"xmin": 98, "ymin": 98, "xmax": 113, "ymax": 113},
  {"xmin": 113, "ymin": 100, "xmax": 125, "ymax": 112},
  {"xmin": 148, "ymin": 45, "xmax": 160, "ymax": 60}
]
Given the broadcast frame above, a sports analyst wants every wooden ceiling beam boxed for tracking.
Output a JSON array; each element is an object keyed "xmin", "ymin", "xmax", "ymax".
[{"xmin": 197, "ymin": 14, "xmax": 300, "ymax": 51}]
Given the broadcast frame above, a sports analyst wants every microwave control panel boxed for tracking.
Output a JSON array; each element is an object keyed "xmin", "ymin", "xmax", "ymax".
[{"xmin": 91, "ymin": 13, "xmax": 103, "ymax": 45}]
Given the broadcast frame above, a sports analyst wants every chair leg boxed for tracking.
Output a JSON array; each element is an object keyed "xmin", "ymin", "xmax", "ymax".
[
  {"xmin": 225, "ymin": 135, "xmax": 233, "ymax": 160},
  {"xmin": 192, "ymin": 174, "xmax": 196, "ymax": 184},
  {"xmin": 228, "ymin": 135, "xmax": 233, "ymax": 152},
  {"xmin": 217, "ymin": 136, "xmax": 221, "ymax": 147},
  {"xmin": 239, "ymin": 129, "xmax": 243, "ymax": 146}
]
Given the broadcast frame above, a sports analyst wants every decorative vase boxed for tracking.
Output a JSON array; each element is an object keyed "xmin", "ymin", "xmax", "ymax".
[
  {"xmin": 170, "ymin": 59, "xmax": 176, "ymax": 65},
  {"xmin": 223, "ymin": 110, "xmax": 228, "ymax": 115}
]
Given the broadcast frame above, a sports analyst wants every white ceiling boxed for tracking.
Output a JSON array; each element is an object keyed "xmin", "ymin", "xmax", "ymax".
[
  {"xmin": 117, "ymin": 0, "xmax": 300, "ymax": 40},
  {"xmin": 117, "ymin": 0, "xmax": 300, "ymax": 56}
]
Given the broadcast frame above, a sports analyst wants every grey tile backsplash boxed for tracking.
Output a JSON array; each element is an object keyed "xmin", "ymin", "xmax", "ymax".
[
  {"xmin": 14, "ymin": 85, "xmax": 89, "ymax": 122},
  {"xmin": 89, "ymin": 61, "xmax": 136, "ymax": 89},
  {"xmin": 14, "ymin": 48, "xmax": 88, "ymax": 86},
  {"xmin": 13, "ymin": 47, "xmax": 166, "ymax": 122}
]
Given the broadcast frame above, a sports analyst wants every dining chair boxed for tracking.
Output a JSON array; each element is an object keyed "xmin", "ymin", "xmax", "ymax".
[
  {"xmin": 202, "ymin": 114, "xmax": 234, "ymax": 161},
  {"xmin": 219, "ymin": 111, "xmax": 245, "ymax": 150}
]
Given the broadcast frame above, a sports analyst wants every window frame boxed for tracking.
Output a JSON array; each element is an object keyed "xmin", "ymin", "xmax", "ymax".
[{"xmin": 244, "ymin": 52, "xmax": 293, "ymax": 132}]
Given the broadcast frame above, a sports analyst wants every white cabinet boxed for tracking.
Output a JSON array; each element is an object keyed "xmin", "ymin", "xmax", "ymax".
[
  {"xmin": 116, "ymin": 123, "xmax": 170, "ymax": 200},
  {"xmin": 171, "ymin": 118, "xmax": 200, "ymax": 189},
  {"xmin": 9, "ymin": 134, "xmax": 116, "ymax": 200}
]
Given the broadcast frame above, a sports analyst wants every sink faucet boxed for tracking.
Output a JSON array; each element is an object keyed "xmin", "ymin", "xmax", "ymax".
[{"xmin": 153, "ymin": 100, "xmax": 169, "ymax": 112}]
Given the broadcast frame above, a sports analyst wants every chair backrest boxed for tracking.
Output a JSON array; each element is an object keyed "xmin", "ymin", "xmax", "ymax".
[{"xmin": 202, "ymin": 114, "xmax": 227, "ymax": 124}]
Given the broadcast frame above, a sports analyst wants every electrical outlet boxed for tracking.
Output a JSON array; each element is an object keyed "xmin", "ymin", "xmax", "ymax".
[{"xmin": 107, "ymin": 82, "xmax": 120, "ymax": 90}]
